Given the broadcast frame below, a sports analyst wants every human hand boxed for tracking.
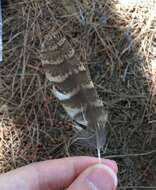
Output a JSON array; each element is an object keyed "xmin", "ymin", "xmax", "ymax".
[{"xmin": 0, "ymin": 156, "xmax": 118, "ymax": 190}]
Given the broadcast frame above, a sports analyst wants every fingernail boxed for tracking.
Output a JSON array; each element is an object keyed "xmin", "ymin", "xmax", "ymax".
[
  {"xmin": 101, "ymin": 159, "xmax": 118, "ymax": 174},
  {"xmin": 86, "ymin": 164, "xmax": 118, "ymax": 190}
]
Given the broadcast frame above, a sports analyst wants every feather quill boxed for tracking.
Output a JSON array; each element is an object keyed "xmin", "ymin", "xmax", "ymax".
[{"xmin": 41, "ymin": 25, "xmax": 108, "ymax": 157}]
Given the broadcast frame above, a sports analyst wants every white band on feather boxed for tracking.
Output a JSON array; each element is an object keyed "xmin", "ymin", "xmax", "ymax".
[
  {"xmin": 42, "ymin": 60, "xmax": 49, "ymax": 65},
  {"xmin": 82, "ymin": 81, "xmax": 94, "ymax": 89},
  {"xmin": 63, "ymin": 105, "xmax": 82, "ymax": 119},
  {"xmin": 73, "ymin": 123, "xmax": 84, "ymax": 131},
  {"xmin": 52, "ymin": 86, "xmax": 80, "ymax": 101},
  {"xmin": 43, "ymin": 57, "xmax": 64, "ymax": 65},
  {"xmin": 46, "ymin": 65, "xmax": 86, "ymax": 83},
  {"xmin": 98, "ymin": 112, "xmax": 108, "ymax": 122},
  {"xmin": 75, "ymin": 118, "xmax": 88, "ymax": 126},
  {"xmin": 46, "ymin": 71, "xmax": 72, "ymax": 82},
  {"xmin": 91, "ymin": 99, "xmax": 103, "ymax": 107},
  {"xmin": 74, "ymin": 64, "xmax": 86, "ymax": 73}
]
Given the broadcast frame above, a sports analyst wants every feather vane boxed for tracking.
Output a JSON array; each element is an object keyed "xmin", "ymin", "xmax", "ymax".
[{"xmin": 41, "ymin": 25, "xmax": 108, "ymax": 151}]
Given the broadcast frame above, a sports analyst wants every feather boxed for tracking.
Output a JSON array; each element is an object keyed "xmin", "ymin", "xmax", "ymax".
[{"xmin": 41, "ymin": 25, "xmax": 108, "ymax": 154}]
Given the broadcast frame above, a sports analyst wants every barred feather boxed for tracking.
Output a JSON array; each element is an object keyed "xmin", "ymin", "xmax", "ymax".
[{"xmin": 41, "ymin": 25, "xmax": 108, "ymax": 148}]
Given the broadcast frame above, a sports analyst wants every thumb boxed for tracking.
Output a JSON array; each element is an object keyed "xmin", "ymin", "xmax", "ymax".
[{"xmin": 67, "ymin": 164, "xmax": 118, "ymax": 190}]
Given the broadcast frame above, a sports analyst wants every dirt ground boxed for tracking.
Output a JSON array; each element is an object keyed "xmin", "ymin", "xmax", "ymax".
[{"xmin": 1, "ymin": 0, "xmax": 156, "ymax": 189}]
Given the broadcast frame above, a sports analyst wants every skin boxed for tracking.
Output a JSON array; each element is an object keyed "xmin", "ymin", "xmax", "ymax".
[{"xmin": 0, "ymin": 156, "xmax": 118, "ymax": 190}]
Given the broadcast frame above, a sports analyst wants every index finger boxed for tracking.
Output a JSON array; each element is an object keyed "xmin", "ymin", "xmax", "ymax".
[
  {"xmin": 36, "ymin": 156, "xmax": 118, "ymax": 190},
  {"xmin": 0, "ymin": 156, "xmax": 118, "ymax": 190}
]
